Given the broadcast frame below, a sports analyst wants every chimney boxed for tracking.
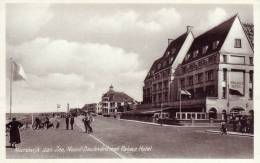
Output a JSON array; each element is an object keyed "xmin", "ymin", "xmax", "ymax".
[
  {"xmin": 168, "ymin": 39, "xmax": 174, "ymax": 45},
  {"xmin": 186, "ymin": 25, "xmax": 193, "ymax": 33}
]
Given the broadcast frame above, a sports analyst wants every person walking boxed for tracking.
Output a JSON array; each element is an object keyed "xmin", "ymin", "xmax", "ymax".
[
  {"xmin": 220, "ymin": 121, "xmax": 227, "ymax": 135},
  {"xmin": 6, "ymin": 117, "xmax": 23, "ymax": 148},
  {"xmin": 34, "ymin": 117, "xmax": 41, "ymax": 130},
  {"xmin": 65, "ymin": 114, "xmax": 70, "ymax": 130},
  {"xmin": 56, "ymin": 115, "xmax": 60, "ymax": 129},
  {"xmin": 89, "ymin": 113, "xmax": 94, "ymax": 133},
  {"xmin": 82, "ymin": 113, "xmax": 89, "ymax": 133},
  {"xmin": 70, "ymin": 115, "xmax": 74, "ymax": 130},
  {"xmin": 83, "ymin": 113, "xmax": 93, "ymax": 133},
  {"xmin": 44, "ymin": 116, "xmax": 50, "ymax": 129}
]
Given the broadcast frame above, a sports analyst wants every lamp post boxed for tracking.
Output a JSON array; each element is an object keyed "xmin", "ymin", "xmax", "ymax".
[
  {"xmin": 160, "ymin": 102, "xmax": 163, "ymax": 126},
  {"xmin": 179, "ymin": 88, "xmax": 182, "ymax": 120}
]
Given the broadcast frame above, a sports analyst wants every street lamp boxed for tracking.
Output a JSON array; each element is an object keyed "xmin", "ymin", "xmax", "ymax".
[{"xmin": 160, "ymin": 102, "xmax": 163, "ymax": 126}]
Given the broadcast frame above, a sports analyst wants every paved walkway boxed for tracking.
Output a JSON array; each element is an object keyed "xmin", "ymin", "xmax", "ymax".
[
  {"xmin": 118, "ymin": 118, "xmax": 219, "ymax": 128},
  {"xmin": 205, "ymin": 130, "xmax": 254, "ymax": 137},
  {"xmin": 6, "ymin": 115, "xmax": 253, "ymax": 158}
]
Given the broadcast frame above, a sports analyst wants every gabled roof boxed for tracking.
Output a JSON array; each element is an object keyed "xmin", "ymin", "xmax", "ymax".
[
  {"xmin": 242, "ymin": 23, "xmax": 254, "ymax": 48},
  {"xmin": 145, "ymin": 32, "xmax": 188, "ymax": 80},
  {"xmin": 182, "ymin": 15, "xmax": 237, "ymax": 64},
  {"xmin": 102, "ymin": 89, "xmax": 134, "ymax": 102}
]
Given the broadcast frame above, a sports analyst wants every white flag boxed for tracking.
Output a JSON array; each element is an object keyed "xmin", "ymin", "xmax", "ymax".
[
  {"xmin": 180, "ymin": 89, "xmax": 191, "ymax": 96},
  {"xmin": 13, "ymin": 61, "xmax": 26, "ymax": 81}
]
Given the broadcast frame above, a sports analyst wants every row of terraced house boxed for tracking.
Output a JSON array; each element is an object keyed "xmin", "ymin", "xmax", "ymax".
[{"xmin": 140, "ymin": 14, "xmax": 254, "ymax": 120}]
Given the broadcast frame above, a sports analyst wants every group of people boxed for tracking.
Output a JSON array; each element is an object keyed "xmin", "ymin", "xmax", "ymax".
[
  {"xmin": 231, "ymin": 115, "xmax": 254, "ymax": 134},
  {"xmin": 33, "ymin": 114, "xmax": 61, "ymax": 130},
  {"xmin": 65, "ymin": 114, "xmax": 75, "ymax": 130},
  {"xmin": 220, "ymin": 114, "xmax": 254, "ymax": 135},
  {"xmin": 6, "ymin": 112, "xmax": 96, "ymax": 148}
]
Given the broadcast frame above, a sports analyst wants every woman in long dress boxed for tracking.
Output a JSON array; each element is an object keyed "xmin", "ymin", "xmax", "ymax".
[{"xmin": 6, "ymin": 117, "xmax": 23, "ymax": 148}]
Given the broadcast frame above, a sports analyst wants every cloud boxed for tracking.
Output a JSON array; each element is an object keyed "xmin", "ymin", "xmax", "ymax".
[
  {"xmin": 6, "ymin": 37, "xmax": 146, "ymax": 112},
  {"xmin": 6, "ymin": 4, "xmax": 53, "ymax": 44},
  {"xmin": 7, "ymin": 38, "xmax": 140, "ymax": 76},
  {"xmin": 196, "ymin": 7, "xmax": 228, "ymax": 34},
  {"xmin": 26, "ymin": 73, "xmax": 95, "ymax": 91},
  {"xmin": 82, "ymin": 8, "xmax": 181, "ymax": 33}
]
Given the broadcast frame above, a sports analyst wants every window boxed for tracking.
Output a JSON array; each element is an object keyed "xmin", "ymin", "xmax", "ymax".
[
  {"xmin": 153, "ymin": 84, "xmax": 156, "ymax": 91},
  {"xmin": 202, "ymin": 45, "xmax": 208, "ymax": 54},
  {"xmin": 206, "ymin": 85, "xmax": 215, "ymax": 97},
  {"xmin": 164, "ymin": 80, "xmax": 168, "ymax": 88},
  {"xmin": 188, "ymin": 76, "xmax": 193, "ymax": 85},
  {"xmin": 169, "ymin": 57, "xmax": 174, "ymax": 64},
  {"xmin": 198, "ymin": 73, "xmax": 203, "ymax": 83},
  {"xmin": 193, "ymin": 50, "xmax": 199, "ymax": 58},
  {"xmin": 158, "ymin": 82, "xmax": 162, "ymax": 90},
  {"xmin": 153, "ymin": 95, "xmax": 156, "ymax": 102},
  {"xmin": 171, "ymin": 48, "xmax": 176, "ymax": 54},
  {"xmin": 249, "ymin": 71, "xmax": 253, "ymax": 83},
  {"xmin": 234, "ymin": 39, "xmax": 242, "ymax": 48},
  {"xmin": 158, "ymin": 63, "xmax": 161, "ymax": 69},
  {"xmin": 229, "ymin": 55, "xmax": 245, "ymax": 64},
  {"xmin": 223, "ymin": 55, "xmax": 227, "ymax": 63},
  {"xmin": 249, "ymin": 88, "xmax": 253, "ymax": 99},
  {"xmin": 180, "ymin": 78, "xmax": 185, "ymax": 87},
  {"xmin": 213, "ymin": 40, "xmax": 220, "ymax": 49},
  {"xmin": 158, "ymin": 93, "xmax": 162, "ymax": 102},
  {"xmin": 222, "ymin": 87, "xmax": 226, "ymax": 99},
  {"xmin": 164, "ymin": 92, "xmax": 168, "ymax": 101},
  {"xmin": 223, "ymin": 69, "xmax": 227, "ymax": 81},
  {"xmin": 249, "ymin": 57, "xmax": 253, "ymax": 65},
  {"xmin": 207, "ymin": 70, "xmax": 214, "ymax": 81},
  {"xmin": 185, "ymin": 53, "xmax": 191, "ymax": 61},
  {"xmin": 163, "ymin": 61, "xmax": 167, "ymax": 67}
]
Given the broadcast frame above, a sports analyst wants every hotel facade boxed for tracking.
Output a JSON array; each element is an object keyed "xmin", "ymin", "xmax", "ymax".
[{"xmin": 142, "ymin": 15, "xmax": 254, "ymax": 120}]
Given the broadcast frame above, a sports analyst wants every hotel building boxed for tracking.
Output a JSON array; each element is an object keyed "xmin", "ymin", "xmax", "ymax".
[
  {"xmin": 101, "ymin": 85, "xmax": 136, "ymax": 116},
  {"xmin": 142, "ymin": 15, "xmax": 253, "ymax": 120}
]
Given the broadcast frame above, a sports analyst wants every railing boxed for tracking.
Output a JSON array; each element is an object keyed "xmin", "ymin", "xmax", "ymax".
[{"xmin": 172, "ymin": 98, "xmax": 206, "ymax": 106}]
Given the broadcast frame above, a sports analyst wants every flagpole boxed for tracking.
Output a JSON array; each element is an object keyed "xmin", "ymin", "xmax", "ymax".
[
  {"xmin": 179, "ymin": 87, "xmax": 182, "ymax": 120},
  {"xmin": 10, "ymin": 58, "xmax": 13, "ymax": 120},
  {"xmin": 31, "ymin": 113, "xmax": 34, "ymax": 129}
]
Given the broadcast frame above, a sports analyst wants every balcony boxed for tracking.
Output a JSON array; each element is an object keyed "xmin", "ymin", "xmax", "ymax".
[{"xmin": 173, "ymin": 98, "xmax": 206, "ymax": 107}]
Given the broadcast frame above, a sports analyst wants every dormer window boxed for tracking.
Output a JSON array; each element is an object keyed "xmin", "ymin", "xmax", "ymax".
[
  {"xmin": 169, "ymin": 57, "xmax": 174, "ymax": 64},
  {"xmin": 212, "ymin": 40, "xmax": 220, "ymax": 50},
  {"xmin": 234, "ymin": 39, "xmax": 242, "ymax": 48},
  {"xmin": 163, "ymin": 61, "xmax": 167, "ymax": 67},
  {"xmin": 171, "ymin": 48, "xmax": 176, "ymax": 55},
  {"xmin": 202, "ymin": 45, "xmax": 208, "ymax": 54},
  {"xmin": 158, "ymin": 63, "xmax": 161, "ymax": 69},
  {"xmin": 193, "ymin": 50, "xmax": 199, "ymax": 58},
  {"xmin": 166, "ymin": 51, "xmax": 170, "ymax": 57},
  {"xmin": 185, "ymin": 53, "xmax": 191, "ymax": 61}
]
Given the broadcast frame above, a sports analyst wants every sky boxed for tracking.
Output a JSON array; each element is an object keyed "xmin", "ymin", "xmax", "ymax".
[{"xmin": 6, "ymin": 3, "xmax": 253, "ymax": 113}]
